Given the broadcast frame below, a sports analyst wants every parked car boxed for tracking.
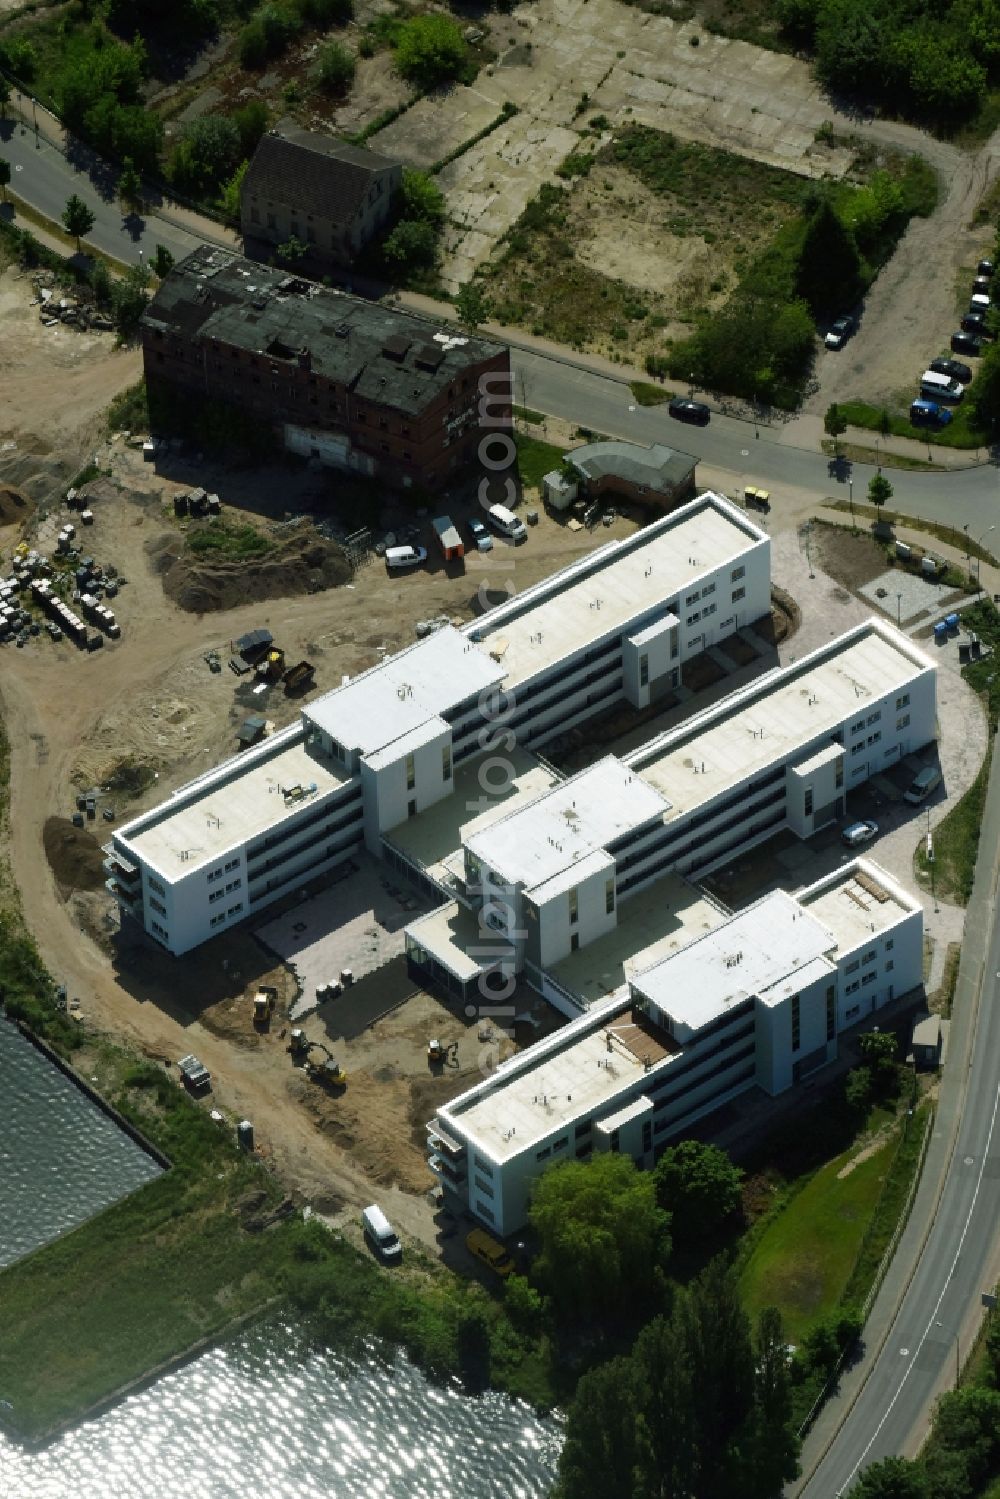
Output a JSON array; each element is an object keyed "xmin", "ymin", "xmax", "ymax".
[
  {"xmin": 825, "ymin": 315, "xmax": 856, "ymax": 349},
  {"xmin": 361, "ymin": 1204, "xmax": 403, "ymax": 1264},
  {"xmin": 909, "ymin": 399, "xmax": 953, "ymax": 428},
  {"xmin": 466, "ymin": 1228, "xmax": 515, "ymax": 1278},
  {"xmin": 951, "ymin": 330, "xmax": 984, "ymax": 356},
  {"xmin": 929, "ymin": 357, "xmax": 973, "ymax": 384},
  {"xmin": 961, "ymin": 312, "xmax": 992, "ymax": 337},
  {"xmin": 974, "ymin": 277, "xmax": 992, "ymax": 295},
  {"xmin": 468, "ymin": 518, "xmax": 493, "ymax": 553},
  {"xmin": 484, "ymin": 503, "xmax": 528, "ymax": 543},
  {"xmin": 841, "ymin": 819, "xmax": 879, "ymax": 847},
  {"xmin": 978, "ymin": 259, "xmax": 994, "ymax": 277},
  {"xmin": 668, "ymin": 396, "xmax": 710, "ymax": 426},
  {"xmin": 904, "ymin": 766, "xmax": 942, "ymax": 805},
  {"xmin": 385, "ymin": 544, "xmax": 428, "ymax": 573}
]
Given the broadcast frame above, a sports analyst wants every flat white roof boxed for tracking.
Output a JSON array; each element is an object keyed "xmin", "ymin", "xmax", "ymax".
[
  {"xmin": 406, "ymin": 899, "xmax": 515, "ymax": 982},
  {"xmin": 123, "ymin": 733, "xmax": 351, "ymax": 877},
  {"xmin": 468, "ymin": 493, "xmax": 764, "ymax": 688},
  {"xmin": 632, "ymin": 622, "xmax": 932, "ymax": 819},
  {"xmin": 797, "ymin": 860, "xmax": 918, "ymax": 951},
  {"xmin": 632, "ymin": 888, "xmax": 836, "ymax": 1030},
  {"xmin": 467, "ymin": 757, "xmax": 669, "ymax": 892},
  {"xmin": 450, "ymin": 999, "xmax": 674, "ymax": 1161},
  {"xmin": 305, "ymin": 625, "xmax": 505, "ymax": 759}
]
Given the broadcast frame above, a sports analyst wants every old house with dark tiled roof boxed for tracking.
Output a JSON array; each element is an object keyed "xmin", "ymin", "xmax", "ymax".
[{"xmin": 240, "ymin": 123, "xmax": 402, "ymax": 266}]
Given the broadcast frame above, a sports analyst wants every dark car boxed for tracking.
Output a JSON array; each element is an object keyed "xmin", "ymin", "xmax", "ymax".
[
  {"xmin": 961, "ymin": 312, "xmax": 993, "ymax": 337},
  {"xmin": 825, "ymin": 314, "xmax": 856, "ymax": 350},
  {"xmin": 978, "ymin": 259, "xmax": 995, "ymax": 277},
  {"xmin": 668, "ymin": 396, "xmax": 710, "ymax": 426},
  {"xmin": 952, "ymin": 330, "xmax": 984, "ymax": 356},
  {"xmin": 929, "ymin": 356, "xmax": 973, "ymax": 384}
]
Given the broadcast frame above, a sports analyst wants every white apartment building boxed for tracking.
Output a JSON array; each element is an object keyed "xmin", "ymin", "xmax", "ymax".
[
  {"xmin": 405, "ymin": 618, "xmax": 936, "ymax": 1010},
  {"xmin": 105, "ymin": 493, "xmax": 770, "ymax": 954},
  {"xmin": 427, "ymin": 860, "xmax": 924, "ymax": 1235}
]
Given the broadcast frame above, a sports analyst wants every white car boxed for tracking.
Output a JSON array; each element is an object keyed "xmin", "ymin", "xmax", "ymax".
[
  {"xmin": 825, "ymin": 315, "xmax": 856, "ymax": 350},
  {"xmin": 468, "ymin": 518, "xmax": 493, "ymax": 552},
  {"xmin": 841, "ymin": 819, "xmax": 878, "ymax": 847}
]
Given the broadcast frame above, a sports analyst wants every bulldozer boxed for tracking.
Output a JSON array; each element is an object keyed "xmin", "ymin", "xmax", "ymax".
[
  {"xmin": 305, "ymin": 1055, "xmax": 347, "ymax": 1088},
  {"xmin": 252, "ymin": 985, "xmax": 277, "ymax": 1027}
]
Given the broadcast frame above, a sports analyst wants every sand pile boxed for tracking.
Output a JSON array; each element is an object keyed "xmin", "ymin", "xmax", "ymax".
[
  {"xmin": 43, "ymin": 817, "xmax": 106, "ymax": 895},
  {"xmin": 154, "ymin": 520, "xmax": 352, "ymax": 614}
]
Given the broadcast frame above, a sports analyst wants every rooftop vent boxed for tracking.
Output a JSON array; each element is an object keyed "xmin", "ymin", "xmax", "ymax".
[
  {"xmin": 415, "ymin": 342, "xmax": 445, "ymax": 372},
  {"xmin": 382, "ymin": 333, "xmax": 411, "ymax": 362}
]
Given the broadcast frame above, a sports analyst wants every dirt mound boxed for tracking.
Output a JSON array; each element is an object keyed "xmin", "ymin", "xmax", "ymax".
[
  {"xmin": 161, "ymin": 520, "xmax": 352, "ymax": 613},
  {"xmin": 43, "ymin": 817, "xmax": 106, "ymax": 896},
  {"xmin": 0, "ymin": 484, "xmax": 33, "ymax": 527}
]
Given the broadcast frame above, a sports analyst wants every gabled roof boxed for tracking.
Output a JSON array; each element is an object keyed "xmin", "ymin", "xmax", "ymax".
[{"xmin": 242, "ymin": 124, "xmax": 401, "ymax": 227}]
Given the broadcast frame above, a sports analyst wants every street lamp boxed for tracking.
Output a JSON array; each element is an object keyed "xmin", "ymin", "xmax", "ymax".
[
  {"xmin": 897, "ymin": 592, "xmax": 903, "ymax": 627},
  {"xmin": 849, "ymin": 477, "xmax": 855, "ymax": 531},
  {"xmin": 974, "ymin": 524, "xmax": 995, "ymax": 588}
]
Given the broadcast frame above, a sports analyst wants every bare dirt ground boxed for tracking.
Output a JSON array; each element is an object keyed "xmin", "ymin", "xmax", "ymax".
[{"xmin": 0, "ymin": 267, "xmax": 639, "ymax": 1242}]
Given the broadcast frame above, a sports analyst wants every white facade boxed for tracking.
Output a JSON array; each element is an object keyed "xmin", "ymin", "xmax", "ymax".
[
  {"xmin": 407, "ymin": 618, "xmax": 936, "ymax": 1004},
  {"xmin": 106, "ymin": 492, "xmax": 769, "ymax": 955},
  {"xmin": 427, "ymin": 860, "xmax": 924, "ymax": 1235}
]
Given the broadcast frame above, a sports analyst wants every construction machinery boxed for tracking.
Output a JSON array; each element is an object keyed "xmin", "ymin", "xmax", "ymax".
[
  {"xmin": 255, "ymin": 647, "xmax": 286, "ymax": 683},
  {"xmin": 253, "ymin": 985, "xmax": 277, "ymax": 1027},
  {"xmin": 288, "ymin": 1027, "xmax": 311, "ymax": 1057},
  {"xmin": 282, "ymin": 659, "xmax": 315, "ymax": 694},
  {"xmin": 428, "ymin": 1038, "xmax": 447, "ymax": 1064},
  {"xmin": 306, "ymin": 1056, "xmax": 347, "ymax": 1088}
]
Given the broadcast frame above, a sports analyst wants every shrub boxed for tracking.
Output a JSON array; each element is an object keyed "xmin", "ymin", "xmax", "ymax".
[
  {"xmin": 315, "ymin": 40, "xmax": 355, "ymax": 94},
  {"xmin": 393, "ymin": 14, "xmax": 470, "ymax": 89}
]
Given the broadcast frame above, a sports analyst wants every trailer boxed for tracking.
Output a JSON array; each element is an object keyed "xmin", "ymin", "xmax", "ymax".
[
  {"xmin": 431, "ymin": 515, "xmax": 465, "ymax": 562},
  {"xmin": 283, "ymin": 659, "xmax": 315, "ymax": 694}
]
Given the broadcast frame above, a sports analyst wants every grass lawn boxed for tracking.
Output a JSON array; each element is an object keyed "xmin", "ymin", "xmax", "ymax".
[
  {"xmin": 187, "ymin": 520, "xmax": 272, "ymax": 559},
  {"xmin": 838, "ymin": 399, "xmax": 988, "ymax": 451},
  {"xmin": 630, "ymin": 381, "xmax": 672, "ymax": 406},
  {"xmin": 916, "ymin": 746, "xmax": 992, "ymax": 903},
  {"xmin": 516, "ymin": 432, "xmax": 566, "ymax": 490},
  {"xmin": 740, "ymin": 1128, "xmax": 896, "ymax": 1343}
]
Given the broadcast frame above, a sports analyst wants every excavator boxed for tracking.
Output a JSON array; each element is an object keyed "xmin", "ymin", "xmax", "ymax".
[{"xmin": 287, "ymin": 1030, "xmax": 346, "ymax": 1087}]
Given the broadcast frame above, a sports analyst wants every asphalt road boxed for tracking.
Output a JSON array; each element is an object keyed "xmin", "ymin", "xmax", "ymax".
[
  {"xmin": 510, "ymin": 348, "xmax": 1000, "ymax": 536},
  {"xmin": 0, "ymin": 114, "xmax": 213, "ymax": 267},
  {"xmin": 802, "ymin": 971, "xmax": 1000, "ymax": 1491}
]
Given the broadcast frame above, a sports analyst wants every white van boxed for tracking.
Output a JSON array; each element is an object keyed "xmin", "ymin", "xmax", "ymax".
[
  {"xmin": 484, "ymin": 504, "xmax": 528, "ymax": 544},
  {"xmin": 361, "ymin": 1204, "xmax": 403, "ymax": 1263},
  {"xmin": 385, "ymin": 544, "xmax": 427, "ymax": 573},
  {"xmin": 919, "ymin": 370, "xmax": 964, "ymax": 403},
  {"xmin": 903, "ymin": 766, "xmax": 942, "ymax": 805}
]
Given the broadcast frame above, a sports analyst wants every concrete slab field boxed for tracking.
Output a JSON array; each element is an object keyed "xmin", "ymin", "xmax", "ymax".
[
  {"xmin": 858, "ymin": 569, "xmax": 966, "ymax": 628},
  {"xmin": 255, "ymin": 853, "xmax": 435, "ymax": 1018}
]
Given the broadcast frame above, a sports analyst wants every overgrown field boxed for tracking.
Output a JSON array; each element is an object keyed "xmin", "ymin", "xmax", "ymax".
[{"xmin": 482, "ymin": 127, "xmax": 937, "ymax": 407}]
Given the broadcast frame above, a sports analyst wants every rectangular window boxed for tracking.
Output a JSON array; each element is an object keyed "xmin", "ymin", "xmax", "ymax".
[
  {"xmin": 867, "ymin": 710, "xmax": 882, "ymax": 726},
  {"xmin": 862, "ymin": 971, "xmax": 877, "ymax": 987},
  {"xmin": 846, "ymin": 979, "xmax": 861, "ymax": 995},
  {"xmin": 553, "ymin": 1137, "xmax": 568, "ymax": 1152},
  {"xmin": 846, "ymin": 1003, "xmax": 861, "ymax": 1021},
  {"xmin": 863, "ymin": 949, "xmax": 876, "ymax": 965},
  {"xmin": 639, "ymin": 654, "xmax": 649, "ymax": 687},
  {"xmin": 685, "ymin": 590, "xmax": 701, "ymax": 606},
  {"xmin": 225, "ymin": 878, "xmax": 241, "ymax": 893},
  {"xmin": 210, "ymin": 913, "xmax": 226, "ymax": 928},
  {"xmin": 225, "ymin": 858, "xmax": 240, "ymax": 872},
  {"xmin": 207, "ymin": 868, "xmax": 223, "ymax": 884},
  {"xmin": 477, "ymin": 1202, "xmax": 496, "ymax": 1224},
  {"xmin": 474, "ymin": 1174, "xmax": 494, "ymax": 1198},
  {"xmin": 868, "ymin": 730, "xmax": 882, "ymax": 746},
  {"xmin": 571, "ymin": 932, "xmax": 580, "ymax": 952},
  {"xmin": 405, "ymin": 753, "xmax": 415, "ymax": 790},
  {"xmin": 227, "ymin": 903, "xmax": 243, "ymax": 917},
  {"xmin": 574, "ymin": 1121, "xmax": 591, "ymax": 1140},
  {"xmin": 804, "ymin": 787, "xmax": 813, "ymax": 816},
  {"xmin": 149, "ymin": 897, "xmax": 166, "ymax": 916},
  {"xmin": 846, "ymin": 960, "xmax": 860, "ymax": 974},
  {"xmin": 791, "ymin": 993, "xmax": 801, "ymax": 1053},
  {"xmin": 568, "ymin": 888, "xmax": 578, "ymax": 925},
  {"xmin": 473, "ymin": 1154, "xmax": 493, "ymax": 1176},
  {"xmin": 896, "ymin": 693, "xmax": 910, "ymax": 710},
  {"xmin": 606, "ymin": 878, "xmax": 615, "ymax": 915},
  {"xmin": 897, "ymin": 714, "xmax": 910, "ymax": 731},
  {"xmin": 886, "ymin": 939, "xmax": 894, "ymax": 951},
  {"xmin": 732, "ymin": 586, "xmax": 746, "ymax": 603},
  {"xmin": 686, "ymin": 611, "xmax": 701, "ymax": 626},
  {"xmin": 408, "ymin": 798, "xmax": 417, "ymax": 818},
  {"xmin": 703, "ymin": 582, "xmax": 716, "ymax": 596},
  {"xmin": 885, "ymin": 959, "xmax": 894, "ymax": 972},
  {"xmin": 148, "ymin": 877, "xmax": 166, "ymax": 896},
  {"xmin": 826, "ymin": 985, "xmax": 836, "ymax": 1042},
  {"xmin": 731, "ymin": 565, "xmax": 746, "ymax": 581},
  {"xmin": 851, "ymin": 719, "xmax": 866, "ymax": 735},
  {"xmin": 442, "ymin": 744, "xmax": 452, "ymax": 781},
  {"xmin": 536, "ymin": 1146, "xmax": 551, "ymax": 1161},
  {"xmin": 835, "ymin": 759, "xmax": 844, "ymax": 789},
  {"xmin": 209, "ymin": 888, "xmax": 224, "ymax": 904}
]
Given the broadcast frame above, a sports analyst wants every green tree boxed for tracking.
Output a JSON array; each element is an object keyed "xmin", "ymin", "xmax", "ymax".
[
  {"xmin": 382, "ymin": 218, "xmax": 439, "ymax": 271},
  {"xmin": 0, "ymin": 157, "xmax": 10, "ymax": 204},
  {"xmin": 112, "ymin": 261, "xmax": 151, "ymax": 339},
  {"xmin": 90, "ymin": 259, "xmax": 113, "ymax": 309},
  {"xmin": 220, "ymin": 160, "xmax": 249, "ymax": 223},
  {"xmin": 858, "ymin": 1029, "xmax": 897, "ymax": 1079},
  {"xmin": 970, "ymin": 342, "xmax": 1000, "ymax": 435},
  {"xmin": 985, "ymin": 1306, "xmax": 1000, "ymax": 1387},
  {"xmin": 315, "ymin": 40, "xmax": 356, "ymax": 94},
  {"xmin": 152, "ymin": 244, "xmax": 174, "ymax": 279},
  {"xmin": 276, "ymin": 234, "xmax": 308, "ymax": 262},
  {"xmin": 503, "ymin": 1273, "xmax": 544, "ymax": 1334},
  {"xmin": 925, "ymin": 1385, "xmax": 1000, "ymax": 1493},
  {"xmin": 170, "ymin": 114, "xmax": 242, "ymax": 195},
  {"xmin": 652, "ymin": 1140, "xmax": 743, "ymax": 1246},
  {"xmin": 879, "ymin": 407, "xmax": 892, "ymax": 437},
  {"xmin": 0, "ymin": 77, "xmax": 10, "ymax": 118},
  {"xmin": 631, "ymin": 1312, "xmax": 695, "ymax": 1497},
  {"xmin": 848, "ymin": 1456, "xmax": 928, "ymax": 1498},
  {"xmin": 232, "ymin": 100, "xmax": 269, "ymax": 158},
  {"xmin": 455, "ymin": 1301, "xmax": 491, "ymax": 1393},
  {"xmin": 796, "ymin": 199, "xmax": 864, "ymax": 319},
  {"xmin": 528, "ymin": 1153, "xmax": 671, "ymax": 1327},
  {"xmin": 295, "ymin": 0, "xmax": 353, "ymax": 21},
  {"xmin": 455, "ymin": 280, "xmax": 492, "ymax": 328},
  {"xmin": 394, "ymin": 14, "xmax": 470, "ymax": 89},
  {"xmin": 554, "ymin": 1355, "xmax": 644, "ymax": 1499},
  {"xmin": 62, "ymin": 194, "xmax": 95, "ymax": 250},
  {"xmin": 814, "ymin": 0, "xmax": 886, "ymax": 96},
  {"xmin": 845, "ymin": 1065, "xmax": 873, "ymax": 1113},
  {"xmin": 749, "ymin": 1306, "xmax": 799, "ymax": 1496},
  {"xmin": 400, "ymin": 168, "xmax": 445, "ymax": 225},
  {"xmin": 118, "ymin": 156, "xmax": 142, "ymax": 212},
  {"xmin": 681, "ymin": 1266, "xmax": 758, "ymax": 1499},
  {"xmin": 868, "ymin": 471, "xmax": 894, "ymax": 518},
  {"xmin": 825, "ymin": 401, "xmax": 848, "ymax": 453}
]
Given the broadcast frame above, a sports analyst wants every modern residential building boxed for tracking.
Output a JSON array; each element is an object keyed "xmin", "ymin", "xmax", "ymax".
[
  {"xmin": 240, "ymin": 124, "xmax": 402, "ymax": 267},
  {"xmin": 105, "ymin": 494, "xmax": 772, "ymax": 955},
  {"xmin": 141, "ymin": 245, "xmax": 511, "ymax": 488},
  {"xmin": 426, "ymin": 859, "xmax": 924, "ymax": 1234},
  {"xmin": 405, "ymin": 617, "xmax": 936, "ymax": 1010}
]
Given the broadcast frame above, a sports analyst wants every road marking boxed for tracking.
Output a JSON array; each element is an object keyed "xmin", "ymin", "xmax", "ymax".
[{"xmin": 835, "ymin": 1077, "xmax": 1000, "ymax": 1495}]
